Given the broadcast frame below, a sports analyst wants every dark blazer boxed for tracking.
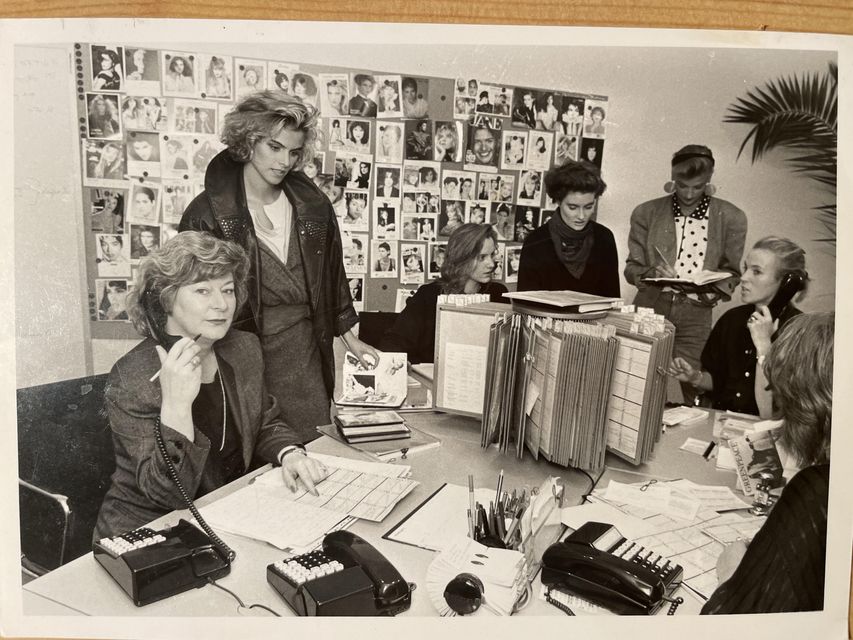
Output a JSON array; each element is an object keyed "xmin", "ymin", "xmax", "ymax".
[
  {"xmin": 180, "ymin": 149, "xmax": 359, "ymax": 396},
  {"xmin": 95, "ymin": 330, "xmax": 300, "ymax": 540},
  {"xmin": 517, "ymin": 221, "xmax": 620, "ymax": 298}
]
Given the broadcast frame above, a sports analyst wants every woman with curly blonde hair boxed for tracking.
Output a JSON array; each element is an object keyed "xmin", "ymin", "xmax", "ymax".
[{"xmin": 180, "ymin": 90, "xmax": 376, "ymax": 442}]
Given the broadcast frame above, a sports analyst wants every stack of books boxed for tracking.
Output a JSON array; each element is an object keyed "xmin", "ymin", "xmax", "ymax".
[{"xmin": 333, "ymin": 410, "xmax": 411, "ymax": 444}]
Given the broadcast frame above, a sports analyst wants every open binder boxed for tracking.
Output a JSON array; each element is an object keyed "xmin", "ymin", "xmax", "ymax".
[{"xmin": 436, "ymin": 304, "xmax": 674, "ymax": 471}]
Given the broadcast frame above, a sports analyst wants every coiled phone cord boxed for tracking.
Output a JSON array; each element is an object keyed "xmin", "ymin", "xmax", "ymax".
[{"xmin": 153, "ymin": 415, "xmax": 237, "ymax": 563}]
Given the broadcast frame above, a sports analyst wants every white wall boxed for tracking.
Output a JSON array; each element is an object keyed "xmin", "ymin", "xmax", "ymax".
[{"xmin": 14, "ymin": 42, "xmax": 836, "ymax": 386}]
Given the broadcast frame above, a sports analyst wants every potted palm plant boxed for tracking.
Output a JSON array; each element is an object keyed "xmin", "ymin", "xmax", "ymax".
[{"xmin": 725, "ymin": 62, "xmax": 837, "ymax": 246}]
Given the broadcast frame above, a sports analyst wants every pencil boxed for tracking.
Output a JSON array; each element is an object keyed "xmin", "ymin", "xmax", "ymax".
[
  {"xmin": 149, "ymin": 333, "xmax": 203, "ymax": 382},
  {"xmin": 468, "ymin": 475, "xmax": 476, "ymax": 537},
  {"xmin": 653, "ymin": 246, "xmax": 673, "ymax": 272}
]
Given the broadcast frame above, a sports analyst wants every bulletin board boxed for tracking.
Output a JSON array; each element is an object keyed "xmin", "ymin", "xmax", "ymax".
[{"xmin": 74, "ymin": 42, "xmax": 608, "ymax": 339}]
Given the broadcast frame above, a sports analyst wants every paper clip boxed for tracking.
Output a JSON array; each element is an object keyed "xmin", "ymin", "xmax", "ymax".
[{"xmin": 639, "ymin": 479, "xmax": 658, "ymax": 492}]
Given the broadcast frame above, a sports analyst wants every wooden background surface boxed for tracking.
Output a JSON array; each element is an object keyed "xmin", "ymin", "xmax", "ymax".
[
  {"xmin": 0, "ymin": 0, "xmax": 851, "ymax": 34},
  {"xmin": 2, "ymin": 1, "xmax": 850, "ymax": 636}
]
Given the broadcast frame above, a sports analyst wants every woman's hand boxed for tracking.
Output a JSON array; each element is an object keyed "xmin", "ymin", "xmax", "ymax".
[
  {"xmin": 156, "ymin": 337, "xmax": 202, "ymax": 440},
  {"xmin": 280, "ymin": 452, "xmax": 328, "ymax": 496},
  {"xmin": 668, "ymin": 357, "xmax": 701, "ymax": 385},
  {"xmin": 342, "ymin": 331, "xmax": 380, "ymax": 370},
  {"xmin": 715, "ymin": 539, "xmax": 748, "ymax": 584},
  {"xmin": 747, "ymin": 305, "xmax": 776, "ymax": 356}
]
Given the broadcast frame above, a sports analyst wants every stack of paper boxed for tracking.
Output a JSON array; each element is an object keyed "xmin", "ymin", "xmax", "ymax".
[
  {"xmin": 201, "ymin": 454, "xmax": 418, "ymax": 552},
  {"xmin": 425, "ymin": 535, "xmax": 528, "ymax": 616}
]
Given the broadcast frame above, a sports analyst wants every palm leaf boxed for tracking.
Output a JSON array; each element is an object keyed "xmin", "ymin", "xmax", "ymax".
[{"xmin": 725, "ymin": 62, "xmax": 837, "ymax": 246}]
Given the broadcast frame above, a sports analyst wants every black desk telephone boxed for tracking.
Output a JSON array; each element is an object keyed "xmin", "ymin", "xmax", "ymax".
[
  {"xmin": 267, "ymin": 531, "xmax": 414, "ymax": 616},
  {"xmin": 93, "ymin": 519, "xmax": 230, "ymax": 606},
  {"xmin": 541, "ymin": 521, "xmax": 684, "ymax": 615}
]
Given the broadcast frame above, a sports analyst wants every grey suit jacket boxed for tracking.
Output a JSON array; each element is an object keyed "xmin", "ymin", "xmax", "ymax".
[{"xmin": 94, "ymin": 329, "xmax": 300, "ymax": 540}]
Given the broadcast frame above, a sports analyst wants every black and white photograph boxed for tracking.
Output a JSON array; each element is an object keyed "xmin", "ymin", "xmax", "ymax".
[
  {"xmin": 375, "ymin": 122, "xmax": 404, "ymax": 163},
  {"xmin": 373, "ymin": 200, "xmax": 398, "ymax": 239},
  {"xmin": 94, "ymin": 278, "xmax": 129, "ymax": 321},
  {"xmin": 341, "ymin": 189, "xmax": 369, "ymax": 232},
  {"xmin": 348, "ymin": 73, "xmax": 378, "ymax": 117},
  {"xmin": 85, "ymin": 92, "xmax": 121, "ymax": 140},
  {"xmin": 125, "ymin": 131, "xmax": 161, "ymax": 177},
  {"xmin": 268, "ymin": 62, "xmax": 298, "ymax": 94},
  {"xmin": 5, "ymin": 19, "xmax": 849, "ymax": 640},
  {"xmin": 370, "ymin": 238, "xmax": 398, "ymax": 278},
  {"xmin": 82, "ymin": 139, "xmax": 126, "ymax": 185},
  {"xmin": 319, "ymin": 72, "xmax": 350, "ymax": 117},
  {"xmin": 464, "ymin": 122, "xmax": 500, "ymax": 172},
  {"xmin": 129, "ymin": 223, "xmax": 160, "ymax": 259},
  {"xmin": 90, "ymin": 44, "xmax": 124, "ymax": 91},
  {"xmin": 88, "ymin": 187, "xmax": 126, "ymax": 234},
  {"xmin": 501, "ymin": 130, "xmax": 527, "ymax": 170},
  {"xmin": 526, "ymin": 131, "xmax": 554, "ymax": 171},
  {"xmin": 198, "ymin": 53, "xmax": 233, "ymax": 100},
  {"xmin": 374, "ymin": 164, "xmax": 402, "ymax": 200},
  {"xmin": 94, "ymin": 232, "xmax": 131, "ymax": 277},
  {"xmin": 375, "ymin": 74, "xmax": 403, "ymax": 118},
  {"xmin": 400, "ymin": 243, "xmax": 426, "ymax": 284},
  {"xmin": 126, "ymin": 181, "xmax": 161, "ymax": 225},
  {"xmin": 235, "ymin": 58, "xmax": 267, "ymax": 99},
  {"xmin": 401, "ymin": 76, "xmax": 429, "ymax": 119},
  {"xmin": 404, "ymin": 119, "xmax": 432, "ymax": 160},
  {"xmin": 160, "ymin": 50, "xmax": 197, "ymax": 96},
  {"xmin": 433, "ymin": 120, "xmax": 463, "ymax": 163},
  {"xmin": 123, "ymin": 46, "xmax": 160, "ymax": 94}
]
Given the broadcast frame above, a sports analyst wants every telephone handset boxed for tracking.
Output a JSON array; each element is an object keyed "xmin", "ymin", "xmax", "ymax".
[
  {"xmin": 540, "ymin": 521, "xmax": 683, "ymax": 615},
  {"xmin": 267, "ymin": 530, "xmax": 414, "ymax": 616},
  {"xmin": 767, "ymin": 271, "xmax": 806, "ymax": 320}
]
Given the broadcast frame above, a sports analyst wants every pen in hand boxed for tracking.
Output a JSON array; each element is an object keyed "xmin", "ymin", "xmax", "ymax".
[
  {"xmin": 149, "ymin": 333, "xmax": 202, "ymax": 382},
  {"xmin": 653, "ymin": 246, "xmax": 676, "ymax": 277}
]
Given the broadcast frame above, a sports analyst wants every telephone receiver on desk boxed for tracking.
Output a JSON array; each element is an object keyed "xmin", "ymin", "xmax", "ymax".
[
  {"xmin": 767, "ymin": 272, "xmax": 806, "ymax": 320},
  {"xmin": 267, "ymin": 530, "xmax": 414, "ymax": 616},
  {"xmin": 540, "ymin": 521, "xmax": 683, "ymax": 616}
]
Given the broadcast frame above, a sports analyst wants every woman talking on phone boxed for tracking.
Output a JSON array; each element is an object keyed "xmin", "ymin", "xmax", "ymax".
[
  {"xmin": 180, "ymin": 90, "xmax": 376, "ymax": 443},
  {"xmin": 95, "ymin": 232, "xmax": 327, "ymax": 539},
  {"xmin": 668, "ymin": 236, "xmax": 807, "ymax": 418}
]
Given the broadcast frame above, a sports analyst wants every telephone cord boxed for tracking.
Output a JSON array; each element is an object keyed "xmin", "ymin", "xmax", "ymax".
[
  {"xmin": 206, "ymin": 577, "xmax": 281, "ymax": 616},
  {"xmin": 153, "ymin": 415, "xmax": 237, "ymax": 562}
]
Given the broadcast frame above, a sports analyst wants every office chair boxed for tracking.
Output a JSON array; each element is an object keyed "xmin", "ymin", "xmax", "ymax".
[{"xmin": 19, "ymin": 479, "xmax": 72, "ymax": 577}]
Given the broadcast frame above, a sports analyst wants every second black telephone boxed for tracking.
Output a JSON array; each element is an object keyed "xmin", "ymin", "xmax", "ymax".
[
  {"xmin": 267, "ymin": 531, "xmax": 414, "ymax": 616},
  {"xmin": 541, "ymin": 521, "xmax": 683, "ymax": 615}
]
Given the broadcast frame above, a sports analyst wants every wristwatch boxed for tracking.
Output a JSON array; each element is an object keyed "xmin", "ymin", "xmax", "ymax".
[
  {"xmin": 756, "ymin": 354, "xmax": 767, "ymax": 368},
  {"xmin": 277, "ymin": 444, "xmax": 307, "ymax": 465}
]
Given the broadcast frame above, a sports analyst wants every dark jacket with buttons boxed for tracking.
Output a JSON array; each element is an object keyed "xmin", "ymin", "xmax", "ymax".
[
  {"xmin": 179, "ymin": 149, "xmax": 359, "ymax": 396},
  {"xmin": 94, "ymin": 330, "xmax": 300, "ymax": 539}
]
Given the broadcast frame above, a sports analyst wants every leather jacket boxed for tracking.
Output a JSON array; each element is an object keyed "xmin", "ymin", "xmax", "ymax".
[{"xmin": 179, "ymin": 149, "xmax": 359, "ymax": 395}]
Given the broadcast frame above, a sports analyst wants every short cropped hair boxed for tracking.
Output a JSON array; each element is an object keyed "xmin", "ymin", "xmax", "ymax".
[
  {"xmin": 671, "ymin": 144, "xmax": 715, "ymax": 180},
  {"xmin": 220, "ymin": 90, "xmax": 319, "ymax": 168},
  {"xmin": 765, "ymin": 312, "xmax": 834, "ymax": 466},
  {"xmin": 127, "ymin": 231, "xmax": 250, "ymax": 339},
  {"xmin": 544, "ymin": 160, "xmax": 607, "ymax": 202},
  {"xmin": 440, "ymin": 223, "xmax": 498, "ymax": 294}
]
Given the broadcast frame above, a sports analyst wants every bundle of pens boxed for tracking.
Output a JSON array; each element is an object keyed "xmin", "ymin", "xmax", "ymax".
[{"xmin": 466, "ymin": 471, "xmax": 529, "ymax": 550}]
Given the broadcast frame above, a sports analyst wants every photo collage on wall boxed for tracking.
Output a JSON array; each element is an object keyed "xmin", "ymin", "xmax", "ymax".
[{"xmin": 76, "ymin": 43, "xmax": 608, "ymax": 323}]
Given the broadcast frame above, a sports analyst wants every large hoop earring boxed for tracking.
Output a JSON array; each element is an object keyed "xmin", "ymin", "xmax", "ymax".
[
  {"xmin": 704, "ymin": 183, "xmax": 716, "ymax": 196},
  {"xmin": 663, "ymin": 181, "xmax": 676, "ymax": 194}
]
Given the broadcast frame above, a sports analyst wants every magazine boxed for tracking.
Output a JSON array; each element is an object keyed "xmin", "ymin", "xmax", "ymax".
[
  {"xmin": 336, "ymin": 351, "xmax": 409, "ymax": 407},
  {"xmin": 728, "ymin": 428, "xmax": 785, "ymax": 496}
]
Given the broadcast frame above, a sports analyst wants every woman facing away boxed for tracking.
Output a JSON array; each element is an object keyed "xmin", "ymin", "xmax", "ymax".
[
  {"xmin": 380, "ymin": 223, "xmax": 507, "ymax": 364},
  {"xmin": 701, "ymin": 311, "xmax": 833, "ymax": 614},
  {"xmin": 94, "ymin": 232, "xmax": 327, "ymax": 539},
  {"xmin": 180, "ymin": 90, "xmax": 377, "ymax": 442}
]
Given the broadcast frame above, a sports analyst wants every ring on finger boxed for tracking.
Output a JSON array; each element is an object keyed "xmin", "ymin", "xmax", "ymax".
[{"xmin": 191, "ymin": 356, "xmax": 201, "ymax": 367}]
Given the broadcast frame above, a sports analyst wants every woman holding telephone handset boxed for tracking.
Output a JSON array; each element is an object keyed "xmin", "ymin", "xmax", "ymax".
[
  {"xmin": 94, "ymin": 232, "xmax": 327, "ymax": 540},
  {"xmin": 668, "ymin": 236, "xmax": 808, "ymax": 418}
]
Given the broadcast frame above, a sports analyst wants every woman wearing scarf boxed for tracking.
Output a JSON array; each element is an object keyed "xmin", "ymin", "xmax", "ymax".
[{"xmin": 517, "ymin": 160, "xmax": 619, "ymax": 298}]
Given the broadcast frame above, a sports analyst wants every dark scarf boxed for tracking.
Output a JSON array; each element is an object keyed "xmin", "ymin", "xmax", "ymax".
[{"xmin": 548, "ymin": 214, "xmax": 595, "ymax": 279}]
